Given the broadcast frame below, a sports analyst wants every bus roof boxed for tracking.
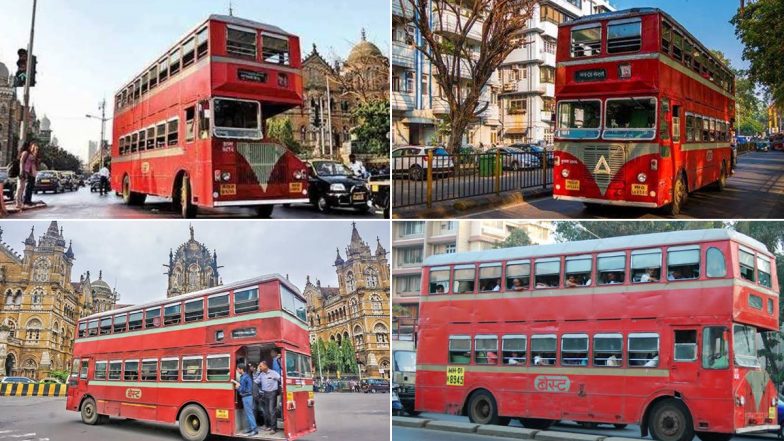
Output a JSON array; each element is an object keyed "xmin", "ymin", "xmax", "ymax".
[
  {"xmin": 208, "ymin": 14, "xmax": 293, "ymax": 36},
  {"xmin": 423, "ymin": 229, "xmax": 770, "ymax": 267},
  {"xmin": 81, "ymin": 273, "xmax": 303, "ymax": 321}
]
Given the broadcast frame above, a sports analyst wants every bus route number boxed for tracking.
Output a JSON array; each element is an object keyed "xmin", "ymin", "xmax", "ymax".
[{"xmin": 446, "ymin": 366, "xmax": 464, "ymax": 386}]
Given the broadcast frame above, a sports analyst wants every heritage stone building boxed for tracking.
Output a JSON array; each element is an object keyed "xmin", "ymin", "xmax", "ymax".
[
  {"xmin": 302, "ymin": 223, "xmax": 391, "ymax": 378},
  {"xmin": 0, "ymin": 61, "xmax": 23, "ymax": 166},
  {"xmin": 164, "ymin": 225, "xmax": 222, "ymax": 298},
  {"xmin": 0, "ymin": 222, "xmax": 119, "ymax": 379}
]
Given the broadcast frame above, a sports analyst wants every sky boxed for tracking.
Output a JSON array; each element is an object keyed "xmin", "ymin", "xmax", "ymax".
[
  {"xmin": 613, "ymin": 0, "xmax": 747, "ymax": 69},
  {"xmin": 0, "ymin": 0, "xmax": 390, "ymax": 161},
  {"xmin": 0, "ymin": 220, "xmax": 389, "ymax": 306}
]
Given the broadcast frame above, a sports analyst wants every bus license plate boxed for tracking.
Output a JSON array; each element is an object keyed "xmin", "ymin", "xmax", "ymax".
[
  {"xmin": 770, "ymin": 406, "xmax": 777, "ymax": 419},
  {"xmin": 216, "ymin": 409, "xmax": 229, "ymax": 419},
  {"xmin": 631, "ymin": 184, "xmax": 648, "ymax": 196},
  {"xmin": 352, "ymin": 193, "xmax": 365, "ymax": 201},
  {"xmin": 371, "ymin": 184, "xmax": 379, "ymax": 192},
  {"xmin": 289, "ymin": 182, "xmax": 302, "ymax": 193},
  {"xmin": 565, "ymin": 179, "xmax": 580, "ymax": 191},
  {"xmin": 220, "ymin": 184, "xmax": 236, "ymax": 196}
]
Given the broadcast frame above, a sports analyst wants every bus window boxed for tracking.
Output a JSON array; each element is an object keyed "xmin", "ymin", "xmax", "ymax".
[
  {"xmin": 604, "ymin": 98, "xmax": 657, "ymax": 140},
  {"xmin": 78, "ymin": 321, "xmax": 87, "ymax": 338},
  {"xmin": 452, "ymin": 266, "xmax": 476, "ymax": 294},
  {"xmin": 593, "ymin": 334, "xmax": 622, "ymax": 367},
  {"xmin": 262, "ymin": 34, "xmax": 290, "ymax": 65},
  {"xmin": 709, "ymin": 119, "xmax": 716, "ymax": 142},
  {"xmin": 160, "ymin": 358, "xmax": 179, "ymax": 381},
  {"xmin": 196, "ymin": 27, "xmax": 209, "ymax": 59},
  {"xmin": 607, "ymin": 20, "xmax": 641, "ymax": 54},
  {"xmin": 167, "ymin": 119, "xmax": 179, "ymax": 146},
  {"xmin": 208, "ymin": 294, "xmax": 230, "ymax": 318},
  {"xmin": 769, "ymin": 299, "xmax": 775, "ymax": 315},
  {"xmin": 733, "ymin": 324, "xmax": 760, "ymax": 368},
  {"xmin": 597, "ymin": 252, "xmax": 625, "ymax": 285},
  {"xmin": 672, "ymin": 31, "xmax": 683, "ymax": 62},
  {"xmin": 119, "ymin": 137, "xmax": 126, "ymax": 155},
  {"xmin": 556, "ymin": 100, "xmax": 601, "ymax": 139},
  {"xmin": 141, "ymin": 72, "xmax": 149, "ymax": 95},
  {"xmin": 502, "ymin": 335, "xmax": 526, "ymax": 365},
  {"xmin": 108, "ymin": 361, "xmax": 121, "ymax": 380},
  {"xmin": 739, "ymin": 249, "xmax": 755, "ymax": 282},
  {"xmin": 207, "ymin": 355, "xmax": 230, "ymax": 381},
  {"xmin": 134, "ymin": 79, "xmax": 141, "ymax": 101},
  {"xmin": 185, "ymin": 107, "xmax": 196, "ymax": 142},
  {"xmin": 141, "ymin": 360, "xmax": 158, "ymax": 381},
  {"xmin": 667, "ymin": 246, "xmax": 700, "ymax": 280},
  {"xmin": 505, "ymin": 261, "xmax": 530, "ymax": 291},
  {"xmin": 448, "ymin": 336, "xmax": 471, "ymax": 364},
  {"xmin": 184, "ymin": 299, "xmax": 204, "ymax": 322},
  {"xmin": 534, "ymin": 259, "xmax": 560, "ymax": 288},
  {"xmin": 685, "ymin": 114, "xmax": 694, "ymax": 142},
  {"xmin": 702, "ymin": 326, "xmax": 728, "ymax": 369},
  {"xmin": 672, "ymin": 106, "xmax": 681, "ymax": 142},
  {"xmin": 706, "ymin": 248, "xmax": 727, "ymax": 278},
  {"xmin": 94, "ymin": 361, "xmax": 107, "ymax": 380},
  {"xmin": 280, "ymin": 286, "xmax": 307, "ymax": 322},
  {"xmin": 758, "ymin": 256, "xmax": 772, "ymax": 288},
  {"xmin": 99, "ymin": 317, "xmax": 112, "ymax": 335},
  {"xmin": 234, "ymin": 288, "xmax": 259, "ymax": 314},
  {"xmin": 570, "ymin": 25, "xmax": 601, "ymax": 58},
  {"xmin": 227, "ymin": 26, "xmax": 258, "ymax": 59},
  {"xmin": 474, "ymin": 335, "xmax": 498, "ymax": 365},
  {"xmin": 159, "ymin": 58, "xmax": 169, "ymax": 83},
  {"xmin": 182, "ymin": 37, "xmax": 196, "ymax": 68},
  {"xmin": 124, "ymin": 360, "xmax": 139, "ymax": 381},
  {"xmin": 683, "ymin": 39, "xmax": 693, "ymax": 67},
  {"xmin": 148, "ymin": 66, "xmax": 158, "ymax": 90},
  {"xmin": 128, "ymin": 311, "xmax": 143, "ymax": 331},
  {"xmin": 146, "ymin": 127, "xmax": 155, "ymax": 149},
  {"xmin": 749, "ymin": 294, "xmax": 763, "ymax": 310},
  {"xmin": 561, "ymin": 334, "xmax": 588, "ymax": 366},
  {"xmin": 113, "ymin": 314, "xmax": 127, "ymax": 333},
  {"xmin": 182, "ymin": 357, "xmax": 203, "ymax": 381},
  {"xmin": 631, "ymin": 249, "xmax": 661, "ymax": 283},
  {"xmin": 198, "ymin": 101, "xmax": 210, "ymax": 139},
  {"xmin": 87, "ymin": 320, "xmax": 99, "ymax": 336},
  {"xmin": 156, "ymin": 123, "xmax": 166, "ymax": 148},
  {"xmin": 531, "ymin": 335, "xmax": 556, "ymax": 365},
  {"xmin": 628, "ymin": 333, "xmax": 659, "ymax": 367},
  {"xmin": 565, "ymin": 255, "xmax": 592, "ymax": 287},
  {"xmin": 130, "ymin": 133, "xmax": 138, "ymax": 153},
  {"xmin": 161, "ymin": 304, "xmax": 179, "ymax": 326},
  {"xmin": 478, "ymin": 264, "xmax": 502, "ymax": 292},
  {"xmin": 213, "ymin": 98, "xmax": 262, "ymax": 140},
  {"xmin": 429, "ymin": 267, "xmax": 450, "ymax": 294},
  {"xmin": 674, "ymin": 330, "xmax": 697, "ymax": 361},
  {"xmin": 169, "ymin": 49, "xmax": 181, "ymax": 76},
  {"xmin": 145, "ymin": 307, "xmax": 161, "ymax": 328},
  {"xmin": 702, "ymin": 118, "xmax": 709, "ymax": 142}
]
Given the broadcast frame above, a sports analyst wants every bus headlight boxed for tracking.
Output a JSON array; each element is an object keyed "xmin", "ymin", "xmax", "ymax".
[
  {"xmin": 736, "ymin": 395, "xmax": 745, "ymax": 406},
  {"xmin": 221, "ymin": 172, "xmax": 231, "ymax": 182},
  {"xmin": 330, "ymin": 183, "xmax": 346, "ymax": 192},
  {"xmin": 561, "ymin": 169, "xmax": 570, "ymax": 178},
  {"xmin": 650, "ymin": 159, "xmax": 658, "ymax": 171},
  {"xmin": 637, "ymin": 173, "xmax": 647, "ymax": 183}
]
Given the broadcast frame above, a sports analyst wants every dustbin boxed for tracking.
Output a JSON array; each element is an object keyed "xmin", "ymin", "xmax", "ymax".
[{"xmin": 479, "ymin": 155, "xmax": 496, "ymax": 177}]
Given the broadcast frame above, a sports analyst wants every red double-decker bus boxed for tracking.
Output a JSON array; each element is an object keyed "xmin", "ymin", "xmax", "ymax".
[
  {"xmin": 415, "ymin": 229, "xmax": 779, "ymax": 441},
  {"xmin": 66, "ymin": 275, "xmax": 315, "ymax": 441},
  {"xmin": 553, "ymin": 8, "xmax": 736, "ymax": 215},
  {"xmin": 111, "ymin": 15, "xmax": 309, "ymax": 218}
]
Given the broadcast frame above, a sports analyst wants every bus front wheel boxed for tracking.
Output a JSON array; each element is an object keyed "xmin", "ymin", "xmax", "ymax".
[
  {"xmin": 466, "ymin": 390, "xmax": 508, "ymax": 426},
  {"xmin": 649, "ymin": 399, "xmax": 694, "ymax": 441},
  {"xmin": 179, "ymin": 404, "xmax": 210, "ymax": 441},
  {"xmin": 667, "ymin": 173, "xmax": 688, "ymax": 216},
  {"xmin": 177, "ymin": 175, "xmax": 197, "ymax": 219},
  {"xmin": 255, "ymin": 205, "xmax": 274, "ymax": 218},
  {"xmin": 81, "ymin": 397, "xmax": 101, "ymax": 425}
]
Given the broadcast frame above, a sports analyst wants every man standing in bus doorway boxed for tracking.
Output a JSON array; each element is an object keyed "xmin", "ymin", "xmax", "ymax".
[
  {"xmin": 98, "ymin": 164, "xmax": 110, "ymax": 196},
  {"xmin": 232, "ymin": 364, "xmax": 258, "ymax": 436},
  {"xmin": 271, "ymin": 349, "xmax": 282, "ymax": 376},
  {"xmin": 256, "ymin": 360, "xmax": 281, "ymax": 434}
]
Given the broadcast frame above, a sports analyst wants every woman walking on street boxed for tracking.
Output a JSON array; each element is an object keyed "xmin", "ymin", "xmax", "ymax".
[
  {"xmin": 22, "ymin": 142, "xmax": 39, "ymax": 207},
  {"xmin": 15, "ymin": 142, "xmax": 30, "ymax": 210}
]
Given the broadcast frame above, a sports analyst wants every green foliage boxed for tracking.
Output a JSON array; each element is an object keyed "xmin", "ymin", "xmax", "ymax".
[
  {"xmin": 311, "ymin": 338, "xmax": 358, "ymax": 377},
  {"xmin": 48, "ymin": 369, "xmax": 69, "ymax": 383},
  {"xmin": 494, "ymin": 228, "xmax": 532, "ymax": 249},
  {"xmin": 339, "ymin": 340, "xmax": 358, "ymax": 375},
  {"xmin": 710, "ymin": 50, "xmax": 767, "ymax": 136},
  {"xmin": 267, "ymin": 116, "xmax": 305, "ymax": 155},
  {"xmin": 351, "ymin": 99, "xmax": 390, "ymax": 156},
  {"xmin": 554, "ymin": 221, "xmax": 724, "ymax": 242},
  {"xmin": 733, "ymin": 0, "xmax": 784, "ymax": 107},
  {"xmin": 38, "ymin": 143, "xmax": 83, "ymax": 173}
]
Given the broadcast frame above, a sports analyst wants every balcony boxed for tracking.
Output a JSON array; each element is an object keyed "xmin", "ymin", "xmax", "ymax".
[
  {"xmin": 432, "ymin": 97, "xmax": 450, "ymax": 115},
  {"xmin": 433, "ymin": 10, "xmax": 484, "ymax": 41},
  {"xmin": 392, "ymin": 91, "xmax": 415, "ymax": 112},
  {"xmin": 392, "ymin": 0, "xmax": 414, "ymax": 19},
  {"xmin": 392, "ymin": 42, "xmax": 416, "ymax": 69},
  {"xmin": 542, "ymin": 51, "xmax": 556, "ymax": 68},
  {"xmin": 541, "ymin": 20, "xmax": 559, "ymax": 38},
  {"xmin": 444, "ymin": 55, "xmax": 474, "ymax": 80}
]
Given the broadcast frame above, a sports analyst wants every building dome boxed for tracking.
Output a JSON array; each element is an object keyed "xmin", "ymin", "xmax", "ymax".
[
  {"xmin": 0, "ymin": 62, "xmax": 9, "ymax": 83},
  {"xmin": 92, "ymin": 270, "xmax": 111, "ymax": 291},
  {"xmin": 40, "ymin": 115, "xmax": 51, "ymax": 132},
  {"xmin": 346, "ymin": 29, "xmax": 382, "ymax": 65}
]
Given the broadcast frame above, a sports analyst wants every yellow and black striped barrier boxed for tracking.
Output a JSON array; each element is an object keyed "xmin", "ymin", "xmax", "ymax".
[{"xmin": 0, "ymin": 383, "xmax": 67, "ymax": 396}]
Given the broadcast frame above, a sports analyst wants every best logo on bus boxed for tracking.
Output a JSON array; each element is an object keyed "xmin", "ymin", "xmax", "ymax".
[
  {"xmin": 534, "ymin": 375, "xmax": 571, "ymax": 393},
  {"xmin": 574, "ymin": 69, "xmax": 607, "ymax": 82},
  {"xmin": 125, "ymin": 388, "xmax": 142, "ymax": 400}
]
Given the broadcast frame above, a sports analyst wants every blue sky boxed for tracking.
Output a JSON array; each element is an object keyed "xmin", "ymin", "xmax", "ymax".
[
  {"xmin": 0, "ymin": 0, "xmax": 390, "ymax": 161},
  {"xmin": 613, "ymin": 0, "xmax": 745, "ymax": 69}
]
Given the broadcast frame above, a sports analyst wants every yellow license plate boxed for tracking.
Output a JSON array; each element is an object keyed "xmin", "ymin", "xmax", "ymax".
[
  {"xmin": 289, "ymin": 182, "xmax": 302, "ymax": 193},
  {"xmin": 219, "ymin": 184, "xmax": 236, "ymax": 196},
  {"xmin": 216, "ymin": 409, "xmax": 229, "ymax": 419},
  {"xmin": 41, "ymin": 180, "xmax": 50, "ymax": 183},
  {"xmin": 371, "ymin": 184, "xmax": 379, "ymax": 192},
  {"xmin": 631, "ymin": 184, "xmax": 648, "ymax": 196},
  {"xmin": 770, "ymin": 406, "xmax": 777, "ymax": 419},
  {"xmin": 565, "ymin": 179, "xmax": 580, "ymax": 191},
  {"xmin": 352, "ymin": 193, "xmax": 365, "ymax": 201}
]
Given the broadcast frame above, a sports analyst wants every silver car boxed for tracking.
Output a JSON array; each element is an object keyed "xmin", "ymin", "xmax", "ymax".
[{"xmin": 392, "ymin": 146, "xmax": 454, "ymax": 181}]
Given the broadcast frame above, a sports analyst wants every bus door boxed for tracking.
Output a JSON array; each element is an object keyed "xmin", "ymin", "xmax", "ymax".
[
  {"xmin": 66, "ymin": 357, "xmax": 90, "ymax": 411},
  {"xmin": 670, "ymin": 328, "xmax": 699, "ymax": 385},
  {"xmin": 281, "ymin": 348, "xmax": 315, "ymax": 439},
  {"xmin": 659, "ymin": 98, "xmax": 676, "ymax": 196}
]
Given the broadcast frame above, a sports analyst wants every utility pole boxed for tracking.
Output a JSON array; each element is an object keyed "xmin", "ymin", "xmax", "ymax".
[
  {"xmin": 17, "ymin": 0, "xmax": 38, "ymax": 151},
  {"xmin": 326, "ymin": 78, "xmax": 334, "ymax": 158},
  {"xmin": 319, "ymin": 96, "xmax": 326, "ymax": 156},
  {"xmin": 99, "ymin": 99, "xmax": 107, "ymax": 167}
]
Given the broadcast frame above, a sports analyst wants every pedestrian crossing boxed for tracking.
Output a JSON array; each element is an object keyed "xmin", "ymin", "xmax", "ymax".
[{"xmin": 0, "ymin": 429, "xmax": 49, "ymax": 441}]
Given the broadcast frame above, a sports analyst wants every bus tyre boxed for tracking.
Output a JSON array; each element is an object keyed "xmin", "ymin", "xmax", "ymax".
[
  {"xmin": 614, "ymin": 424, "xmax": 628, "ymax": 429},
  {"xmin": 409, "ymin": 165, "xmax": 424, "ymax": 181},
  {"xmin": 178, "ymin": 175, "xmax": 197, "ymax": 219},
  {"xmin": 519, "ymin": 418, "xmax": 554, "ymax": 430},
  {"xmin": 696, "ymin": 432, "xmax": 732, "ymax": 441},
  {"xmin": 179, "ymin": 404, "xmax": 210, "ymax": 441},
  {"xmin": 712, "ymin": 162, "xmax": 727, "ymax": 191},
  {"xmin": 668, "ymin": 173, "xmax": 687, "ymax": 216},
  {"xmin": 255, "ymin": 205, "xmax": 274, "ymax": 218},
  {"xmin": 649, "ymin": 399, "xmax": 694, "ymax": 441},
  {"xmin": 466, "ymin": 390, "xmax": 507, "ymax": 426},
  {"xmin": 122, "ymin": 175, "xmax": 146, "ymax": 206},
  {"xmin": 81, "ymin": 397, "xmax": 100, "ymax": 425}
]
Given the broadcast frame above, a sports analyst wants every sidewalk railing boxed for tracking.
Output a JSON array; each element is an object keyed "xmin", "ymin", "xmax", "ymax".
[{"xmin": 392, "ymin": 151, "xmax": 553, "ymax": 209}]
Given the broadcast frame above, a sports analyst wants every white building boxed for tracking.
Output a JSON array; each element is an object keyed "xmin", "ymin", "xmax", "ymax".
[{"xmin": 498, "ymin": 0, "xmax": 614, "ymax": 146}]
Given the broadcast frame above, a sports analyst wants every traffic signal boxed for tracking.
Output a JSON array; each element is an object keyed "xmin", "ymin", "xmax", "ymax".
[
  {"xmin": 13, "ymin": 48, "xmax": 27, "ymax": 87},
  {"xmin": 29, "ymin": 56, "xmax": 37, "ymax": 87}
]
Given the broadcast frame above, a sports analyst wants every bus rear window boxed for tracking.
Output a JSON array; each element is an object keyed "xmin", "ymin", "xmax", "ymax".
[
  {"xmin": 227, "ymin": 27, "xmax": 257, "ymax": 59},
  {"xmin": 429, "ymin": 268, "xmax": 450, "ymax": 294},
  {"xmin": 758, "ymin": 257, "xmax": 772, "ymax": 288},
  {"xmin": 281, "ymin": 286, "xmax": 307, "ymax": 322},
  {"xmin": 448, "ymin": 336, "xmax": 471, "ymax": 363},
  {"xmin": 571, "ymin": 25, "xmax": 601, "ymax": 58},
  {"xmin": 739, "ymin": 249, "xmax": 755, "ymax": 282},
  {"xmin": 607, "ymin": 20, "xmax": 641, "ymax": 53},
  {"xmin": 262, "ymin": 35, "xmax": 290, "ymax": 65}
]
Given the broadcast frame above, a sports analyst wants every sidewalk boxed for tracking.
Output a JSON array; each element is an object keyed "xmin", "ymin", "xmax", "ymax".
[{"xmin": 393, "ymin": 186, "xmax": 552, "ymax": 219}]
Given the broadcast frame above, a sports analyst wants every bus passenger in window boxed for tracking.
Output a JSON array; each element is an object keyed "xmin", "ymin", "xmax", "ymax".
[
  {"xmin": 604, "ymin": 272, "xmax": 623, "ymax": 284},
  {"xmin": 508, "ymin": 352, "xmax": 525, "ymax": 364},
  {"xmin": 606, "ymin": 355, "xmax": 619, "ymax": 366},
  {"xmin": 565, "ymin": 275, "xmax": 580, "ymax": 288},
  {"xmin": 640, "ymin": 268, "xmax": 659, "ymax": 283},
  {"xmin": 534, "ymin": 355, "xmax": 549, "ymax": 366},
  {"xmin": 483, "ymin": 279, "xmax": 501, "ymax": 292},
  {"xmin": 668, "ymin": 268, "xmax": 683, "ymax": 281},
  {"xmin": 511, "ymin": 278, "xmax": 526, "ymax": 291},
  {"xmin": 535, "ymin": 281, "xmax": 550, "ymax": 289},
  {"xmin": 644, "ymin": 354, "xmax": 659, "ymax": 367},
  {"xmin": 435, "ymin": 285, "xmax": 445, "ymax": 294}
]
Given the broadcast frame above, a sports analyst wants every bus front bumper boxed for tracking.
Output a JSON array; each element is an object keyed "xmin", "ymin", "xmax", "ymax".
[
  {"xmin": 553, "ymin": 194, "xmax": 659, "ymax": 208},
  {"xmin": 735, "ymin": 424, "xmax": 779, "ymax": 434},
  {"xmin": 214, "ymin": 198, "xmax": 309, "ymax": 207}
]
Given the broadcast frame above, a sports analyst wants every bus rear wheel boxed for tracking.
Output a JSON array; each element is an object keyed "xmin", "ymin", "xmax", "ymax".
[
  {"xmin": 255, "ymin": 205, "xmax": 274, "ymax": 218},
  {"xmin": 179, "ymin": 404, "xmax": 210, "ymax": 441},
  {"xmin": 649, "ymin": 399, "xmax": 694, "ymax": 441},
  {"xmin": 81, "ymin": 397, "xmax": 101, "ymax": 425},
  {"xmin": 122, "ymin": 175, "xmax": 146, "ymax": 206},
  {"xmin": 519, "ymin": 418, "xmax": 554, "ymax": 430},
  {"xmin": 712, "ymin": 161, "xmax": 727, "ymax": 191},
  {"xmin": 466, "ymin": 390, "xmax": 508, "ymax": 426},
  {"xmin": 178, "ymin": 175, "xmax": 197, "ymax": 219},
  {"xmin": 696, "ymin": 432, "xmax": 733, "ymax": 441}
]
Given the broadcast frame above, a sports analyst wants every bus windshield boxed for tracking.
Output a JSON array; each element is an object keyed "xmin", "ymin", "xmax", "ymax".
[
  {"xmin": 394, "ymin": 350, "xmax": 416, "ymax": 372},
  {"xmin": 604, "ymin": 98, "xmax": 657, "ymax": 140},
  {"xmin": 556, "ymin": 101, "xmax": 601, "ymax": 139},
  {"xmin": 213, "ymin": 98, "xmax": 261, "ymax": 140},
  {"xmin": 733, "ymin": 324, "xmax": 760, "ymax": 368}
]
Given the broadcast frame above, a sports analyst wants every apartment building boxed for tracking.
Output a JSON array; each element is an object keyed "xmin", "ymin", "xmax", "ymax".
[
  {"xmin": 498, "ymin": 0, "xmax": 614, "ymax": 145},
  {"xmin": 391, "ymin": 1, "xmax": 500, "ymax": 147},
  {"xmin": 391, "ymin": 220, "xmax": 554, "ymax": 340}
]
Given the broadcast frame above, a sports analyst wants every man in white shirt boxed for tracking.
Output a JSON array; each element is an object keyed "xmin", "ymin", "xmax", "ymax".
[
  {"xmin": 98, "ymin": 165, "xmax": 110, "ymax": 195},
  {"xmin": 348, "ymin": 154, "xmax": 367, "ymax": 178}
]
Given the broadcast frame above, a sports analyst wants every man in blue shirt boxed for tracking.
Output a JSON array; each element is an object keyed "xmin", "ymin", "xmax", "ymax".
[
  {"xmin": 271, "ymin": 349, "xmax": 282, "ymax": 376},
  {"xmin": 232, "ymin": 364, "xmax": 258, "ymax": 436},
  {"xmin": 254, "ymin": 360, "xmax": 281, "ymax": 434}
]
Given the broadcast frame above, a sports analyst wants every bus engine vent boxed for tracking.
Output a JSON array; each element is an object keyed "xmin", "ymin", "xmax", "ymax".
[
  {"xmin": 236, "ymin": 143, "xmax": 287, "ymax": 191},
  {"xmin": 582, "ymin": 144, "xmax": 626, "ymax": 195}
]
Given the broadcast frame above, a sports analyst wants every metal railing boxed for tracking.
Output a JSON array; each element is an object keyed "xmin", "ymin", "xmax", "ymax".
[{"xmin": 392, "ymin": 150, "xmax": 553, "ymax": 209}]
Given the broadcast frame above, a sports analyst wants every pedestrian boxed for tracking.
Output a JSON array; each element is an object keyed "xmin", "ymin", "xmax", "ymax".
[
  {"xmin": 22, "ymin": 142, "xmax": 39, "ymax": 207},
  {"xmin": 98, "ymin": 163, "xmax": 110, "ymax": 195},
  {"xmin": 348, "ymin": 154, "xmax": 367, "ymax": 179},
  {"xmin": 15, "ymin": 142, "xmax": 30, "ymax": 210},
  {"xmin": 270, "ymin": 349, "xmax": 282, "ymax": 376},
  {"xmin": 231, "ymin": 364, "xmax": 258, "ymax": 436},
  {"xmin": 255, "ymin": 360, "xmax": 281, "ymax": 434}
]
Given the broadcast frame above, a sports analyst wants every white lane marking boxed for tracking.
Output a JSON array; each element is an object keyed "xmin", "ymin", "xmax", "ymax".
[{"xmin": 0, "ymin": 434, "xmax": 37, "ymax": 439}]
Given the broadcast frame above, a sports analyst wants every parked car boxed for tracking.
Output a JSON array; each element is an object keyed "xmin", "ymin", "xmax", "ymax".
[
  {"xmin": 88, "ymin": 173, "xmax": 102, "ymax": 192},
  {"xmin": 39, "ymin": 377, "xmax": 64, "ymax": 384},
  {"xmin": 511, "ymin": 143, "xmax": 555, "ymax": 165},
  {"xmin": 0, "ymin": 166, "xmax": 17, "ymax": 199},
  {"xmin": 34, "ymin": 170, "xmax": 63, "ymax": 194},
  {"xmin": 485, "ymin": 146, "xmax": 541, "ymax": 170},
  {"xmin": 59, "ymin": 171, "xmax": 78, "ymax": 191},
  {"xmin": 360, "ymin": 377, "xmax": 389, "ymax": 393},
  {"xmin": 756, "ymin": 141, "xmax": 770, "ymax": 152},
  {"xmin": 306, "ymin": 160, "xmax": 370, "ymax": 213},
  {"xmin": 391, "ymin": 146, "xmax": 454, "ymax": 181},
  {"xmin": 0, "ymin": 376, "xmax": 35, "ymax": 384}
]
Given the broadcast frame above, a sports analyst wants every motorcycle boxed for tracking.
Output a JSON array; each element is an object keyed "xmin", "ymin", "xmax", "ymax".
[
  {"xmin": 367, "ymin": 171, "xmax": 390, "ymax": 218},
  {"xmin": 391, "ymin": 384, "xmax": 404, "ymax": 416}
]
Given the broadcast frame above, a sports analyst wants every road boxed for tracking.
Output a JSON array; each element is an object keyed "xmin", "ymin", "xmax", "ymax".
[
  {"xmin": 461, "ymin": 151, "xmax": 784, "ymax": 219},
  {"xmin": 0, "ymin": 393, "xmax": 389, "ymax": 441},
  {"xmin": 394, "ymin": 412, "xmax": 776, "ymax": 441},
  {"xmin": 8, "ymin": 187, "xmax": 383, "ymax": 219}
]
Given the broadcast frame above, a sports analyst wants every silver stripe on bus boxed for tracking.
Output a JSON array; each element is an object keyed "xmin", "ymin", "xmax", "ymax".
[
  {"xmin": 213, "ymin": 198, "xmax": 309, "ymax": 207},
  {"xmin": 111, "ymin": 147, "xmax": 185, "ymax": 164},
  {"xmin": 211, "ymin": 56, "xmax": 301, "ymax": 75},
  {"xmin": 416, "ymin": 363, "xmax": 670, "ymax": 378},
  {"xmin": 552, "ymin": 194, "xmax": 658, "ymax": 208}
]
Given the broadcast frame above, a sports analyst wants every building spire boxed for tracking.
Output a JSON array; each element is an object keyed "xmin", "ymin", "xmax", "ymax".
[
  {"xmin": 361, "ymin": 28, "xmax": 366, "ymax": 41},
  {"xmin": 189, "ymin": 224, "xmax": 195, "ymax": 241},
  {"xmin": 24, "ymin": 226, "xmax": 36, "ymax": 246}
]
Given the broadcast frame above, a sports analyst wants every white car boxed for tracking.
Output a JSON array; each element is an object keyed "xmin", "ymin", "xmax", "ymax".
[
  {"xmin": 391, "ymin": 146, "xmax": 454, "ymax": 181},
  {"xmin": 0, "ymin": 376, "xmax": 35, "ymax": 384}
]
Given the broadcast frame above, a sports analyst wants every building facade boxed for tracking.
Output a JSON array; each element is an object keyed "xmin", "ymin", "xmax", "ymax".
[
  {"xmin": 391, "ymin": 220, "xmax": 554, "ymax": 341},
  {"xmin": 498, "ymin": 0, "xmax": 613, "ymax": 145},
  {"xmin": 302, "ymin": 223, "xmax": 391, "ymax": 378},
  {"xmin": 0, "ymin": 62, "xmax": 22, "ymax": 166},
  {"xmin": 164, "ymin": 225, "xmax": 221, "ymax": 298},
  {"xmin": 0, "ymin": 222, "xmax": 119, "ymax": 379}
]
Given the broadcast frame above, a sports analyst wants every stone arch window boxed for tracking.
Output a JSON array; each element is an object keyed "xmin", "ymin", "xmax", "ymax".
[
  {"xmin": 370, "ymin": 294, "xmax": 382, "ymax": 312},
  {"xmin": 25, "ymin": 318, "xmax": 42, "ymax": 341},
  {"xmin": 52, "ymin": 321, "xmax": 59, "ymax": 343},
  {"xmin": 3, "ymin": 289, "xmax": 12, "ymax": 304},
  {"xmin": 374, "ymin": 323, "xmax": 389, "ymax": 344},
  {"xmin": 60, "ymin": 326, "xmax": 65, "ymax": 346},
  {"xmin": 379, "ymin": 359, "xmax": 390, "ymax": 374},
  {"xmin": 31, "ymin": 288, "xmax": 44, "ymax": 305},
  {"xmin": 364, "ymin": 267, "xmax": 379, "ymax": 288},
  {"xmin": 13, "ymin": 290, "xmax": 22, "ymax": 305},
  {"xmin": 349, "ymin": 298, "xmax": 359, "ymax": 315},
  {"xmin": 22, "ymin": 358, "xmax": 37, "ymax": 378},
  {"xmin": 346, "ymin": 271, "xmax": 355, "ymax": 293},
  {"xmin": 32, "ymin": 258, "xmax": 51, "ymax": 282},
  {"xmin": 4, "ymin": 319, "xmax": 16, "ymax": 338},
  {"xmin": 353, "ymin": 325, "xmax": 364, "ymax": 346},
  {"xmin": 187, "ymin": 264, "xmax": 200, "ymax": 292},
  {"xmin": 343, "ymin": 331, "xmax": 349, "ymax": 343}
]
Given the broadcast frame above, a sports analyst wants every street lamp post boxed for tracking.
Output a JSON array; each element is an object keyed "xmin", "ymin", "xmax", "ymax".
[
  {"xmin": 86, "ymin": 98, "xmax": 110, "ymax": 169},
  {"xmin": 17, "ymin": 0, "xmax": 37, "ymax": 151}
]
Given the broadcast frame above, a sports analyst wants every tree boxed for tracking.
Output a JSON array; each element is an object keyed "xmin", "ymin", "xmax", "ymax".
[
  {"xmin": 38, "ymin": 143, "xmax": 83, "ymax": 173},
  {"xmin": 339, "ymin": 341, "xmax": 358, "ymax": 375},
  {"xmin": 494, "ymin": 228, "xmax": 532, "ymax": 248},
  {"xmin": 554, "ymin": 221, "xmax": 724, "ymax": 242},
  {"xmin": 49, "ymin": 369, "xmax": 69, "ymax": 383},
  {"xmin": 401, "ymin": 0, "xmax": 537, "ymax": 154},
  {"xmin": 351, "ymin": 99, "xmax": 390, "ymax": 155},
  {"xmin": 732, "ymin": 0, "xmax": 784, "ymax": 105},
  {"xmin": 266, "ymin": 116, "xmax": 305, "ymax": 155},
  {"xmin": 711, "ymin": 50, "xmax": 767, "ymax": 136}
]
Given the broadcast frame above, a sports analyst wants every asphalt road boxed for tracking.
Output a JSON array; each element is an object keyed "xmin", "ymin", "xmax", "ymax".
[
  {"xmin": 0, "ymin": 393, "xmax": 389, "ymax": 441},
  {"xmin": 8, "ymin": 186, "xmax": 384, "ymax": 219},
  {"xmin": 459, "ymin": 151, "xmax": 784, "ymax": 219}
]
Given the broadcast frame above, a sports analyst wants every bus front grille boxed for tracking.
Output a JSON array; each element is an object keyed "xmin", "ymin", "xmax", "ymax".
[
  {"xmin": 236, "ymin": 143, "xmax": 287, "ymax": 190},
  {"xmin": 581, "ymin": 145, "xmax": 626, "ymax": 195}
]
